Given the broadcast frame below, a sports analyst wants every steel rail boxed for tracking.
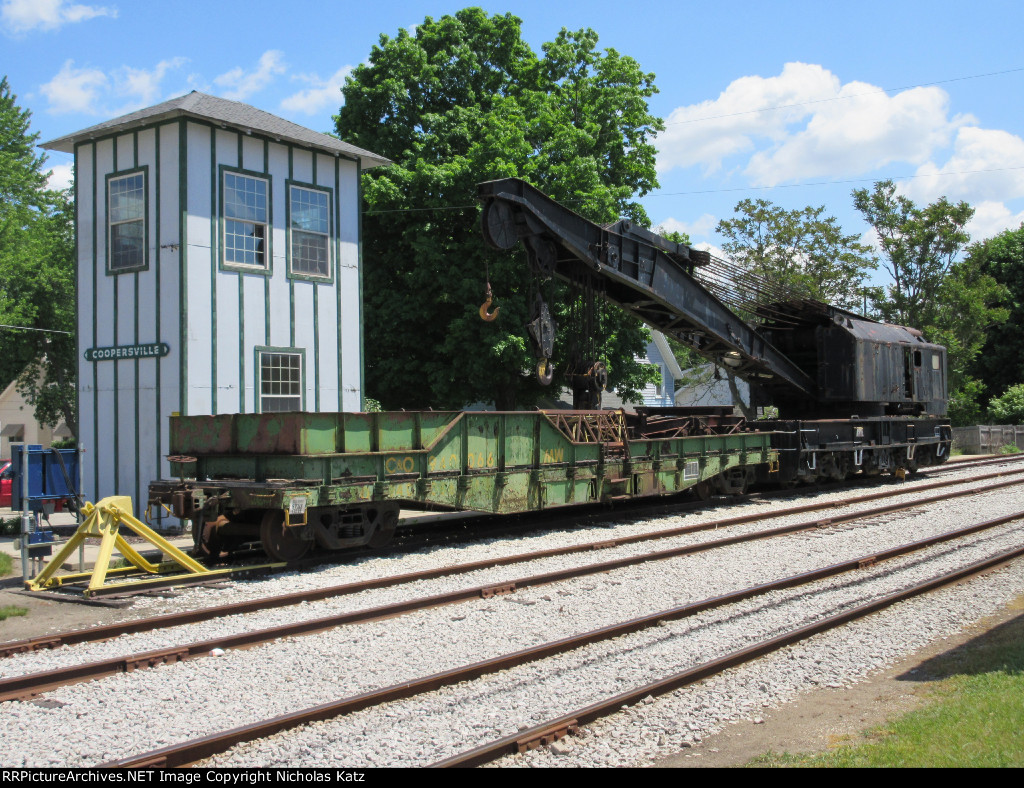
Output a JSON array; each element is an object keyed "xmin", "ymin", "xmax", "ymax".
[
  {"xmin": 432, "ymin": 536, "xmax": 1024, "ymax": 767},
  {"xmin": 5, "ymin": 474, "xmax": 1022, "ymax": 704},
  {"xmin": 103, "ymin": 509, "xmax": 1024, "ymax": 768},
  {"xmin": 925, "ymin": 453, "xmax": 1024, "ymax": 473},
  {"xmin": 3, "ymin": 464, "xmax": 1021, "ymax": 664}
]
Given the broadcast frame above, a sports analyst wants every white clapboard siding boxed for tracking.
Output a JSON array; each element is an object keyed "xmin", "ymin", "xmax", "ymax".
[{"xmin": 46, "ymin": 92, "xmax": 387, "ymax": 509}]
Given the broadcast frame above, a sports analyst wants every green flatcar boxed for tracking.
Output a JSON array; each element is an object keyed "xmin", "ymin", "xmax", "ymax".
[{"xmin": 150, "ymin": 407, "xmax": 775, "ymax": 561}]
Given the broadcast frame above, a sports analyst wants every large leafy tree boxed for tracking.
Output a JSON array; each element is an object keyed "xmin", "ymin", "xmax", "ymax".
[
  {"xmin": 335, "ymin": 9, "xmax": 662, "ymax": 410},
  {"xmin": 716, "ymin": 198, "xmax": 877, "ymax": 312},
  {"xmin": 0, "ymin": 77, "xmax": 77, "ymax": 436},
  {"xmin": 852, "ymin": 180, "xmax": 975, "ymax": 327},
  {"xmin": 853, "ymin": 180, "xmax": 1007, "ymax": 425},
  {"xmin": 967, "ymin": 224, "xmax": 1024, "ymax": 400}
]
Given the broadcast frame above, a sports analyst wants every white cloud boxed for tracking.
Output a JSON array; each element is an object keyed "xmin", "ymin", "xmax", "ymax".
[
  {"xmin": 656, "ymin": 62, "xmax": 970, "ymax": 186},
  {"xmin": 40, "ymin": 57, "xmax": 187, "ymax": 115},
  {"xmin": 214, "ymin": 51, "xmax": 286, "ymax": 101},
  {"xmin": 40, "ymin": 60, "xmax": 108, "ymax": 114},
  {"xmin": 655, "ymin": 214, "xmax": 718, "ymax": 241},
  {"xmin": 117, "ymin": 57, "xmax": 187, "ymax": 106},
  {"xmin": 46, "ymin": 161, "xmax": 73, "ymax": 190},
  {"xmin": 900, "ymin": 126, "xmax": 1024, "ymax": 206},
  {"xmin": 1, "ymin": 0, "xmax": 116, "ymax": 34},
  {"xmin": 281, "ymin": 66, "xmax": 353, "ymax": 115},
  {"xmin": 656, "ymin": 62, "xmax": 839, "ymax": 176},
  {"xmin": 966, "ymin": 201, "xmax": 1024, "ymax": 242},
  {"xmin": 745, "ymin": 84, "xmax": 964, "ymax": 186}
]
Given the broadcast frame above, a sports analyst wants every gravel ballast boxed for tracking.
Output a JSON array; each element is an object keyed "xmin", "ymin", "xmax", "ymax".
[{"xmin": 0, "ymin": 460, "xmax": 1021, "ymax": 767}]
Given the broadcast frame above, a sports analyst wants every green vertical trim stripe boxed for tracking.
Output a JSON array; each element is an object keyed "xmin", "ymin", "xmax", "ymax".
[
  {"xmin": 357, "ymin": 158, "xmax": 365, "ymax": 411},
  {"xmin": 238, "ymin": 134, "xmax": 246, "ymax": 412},
  {"xmin": 72, "ymin": 140, "xmax": 80, "ymax": 476},
  {"xmin": 133, "ymin": 131, "xmax": 140, "ymax": 509},
  {"xmin": 335, "ymin": 159, "xmax": 343, "ymax": 411},
  {"xmin": 210, "ymin": 129, "xmax": 218, "ymax": 415},
  {"xmin": 179, "ymin": 120, "xmax": 188, "ymax": 416},
  {"xmin": 91, "ymin": 142, "xmax": 98, "ymax": 498},
  {"xmin": 313, "ymin": 284, "xmax": 319, "ymax": 412},
  {"xmin": 155, "ymin": 125, "xmax": 162, "ymax": 503},
  {"xmin": 264, "ymin": 140, "xmax": 270, "ymax": 347},
  {"xmin": 288, "ymin": 148, "xmax": 295, "ymax": 348},
  {"xmin": 239, "ymin": 274, "xmax": 246, "ymax": 412},
  {"xmin": 111, "ymin": 135, "xmax": 119, "ymax": 490}
]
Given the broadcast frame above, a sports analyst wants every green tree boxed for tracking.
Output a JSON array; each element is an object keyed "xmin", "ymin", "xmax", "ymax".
[
  {"xmin": 852, "ymin": 180, "xmax": 974, "ymax": 327},
  {"xmin": 0, "ymin": 77, "xmax": 77, "ymax": 436},
  {"xmin": 988, "ymin": 383, "xmax": 1024, "ymax": 424},
  {"xmin": 716, "ymin": 198, "xmax": 877, "ymax": 312},
  {"xmin": 335, "ymin": 9, "xmax": 662, "ymax": 410},
  {"xmin": 853, "ymin": 181, "xmax": 1007, "ymax": 426},
  {"xmin": 967, "ymin": 224, "xmax": 1024, "ymax": 399}
]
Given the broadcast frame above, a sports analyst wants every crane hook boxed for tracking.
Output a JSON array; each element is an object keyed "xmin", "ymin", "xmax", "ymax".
[
  {"xmin": 479, "ymin": 282, "xmax": 499, "ymax": 322},
  {"xmin": 536, "ymin": 358, "xmax": 554, "ymax": 386}
]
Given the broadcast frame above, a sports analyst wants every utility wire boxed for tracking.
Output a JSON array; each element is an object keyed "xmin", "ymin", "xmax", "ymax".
[
  {"xmin": 645, "ymin": 165, "xmax": 1024, "ymax": 199},
  {"xmin": 0, "ymin": 324, "xmax": 72, "ymax": 335},
  {"xmin": 360, "ymin": 164, "xmax": 1024, "ymax": 215}
]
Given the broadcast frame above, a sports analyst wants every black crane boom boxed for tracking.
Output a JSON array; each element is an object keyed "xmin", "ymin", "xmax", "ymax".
[{"xmin": 478, "ymin": 177, "xmax": 817, "ymax": 401}]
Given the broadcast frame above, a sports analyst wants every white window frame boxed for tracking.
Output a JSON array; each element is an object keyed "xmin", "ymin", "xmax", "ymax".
[
  {"xmin": 107, "ymin": 170, "xmax": 147, "ymax": 273},
  {"xmin": 288, "ymin": 183, "xmax": 332, "ymax": 279},
  {"xmin": 223, "ymin": 170, "xmax": 270, "ymax": 270},
  {"xmin": 257, "ymin": 348, "xmax": 304, "ymax": 413}
]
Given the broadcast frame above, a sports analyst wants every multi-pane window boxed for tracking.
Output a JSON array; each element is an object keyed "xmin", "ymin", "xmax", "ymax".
[
  {"xmin": 259, "ymin": 351, "xmax": 302, "ymax": 412},
  {"xmin": 289, "ymin": 185, "xmax": 330, "ymax": 277},
  {"xmin": 109, "ymin": 172, "xmax": 145, "ymax": 271},
  {"xmin": 224, "ymin": 172, "xmax": 268, "ymax": 268}
]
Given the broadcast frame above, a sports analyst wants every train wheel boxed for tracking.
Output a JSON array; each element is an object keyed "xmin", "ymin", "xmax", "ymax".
[
  {"xmin": 260, "ymin": 510, "xmax": 311, "ymax": 562},
  {"xmin": 692, "ymin": 481, "xmax": 712, "ymax": 501},
  {"xmin": 830, "ymin": 454, "xmax": 850, "ymax": 481}
]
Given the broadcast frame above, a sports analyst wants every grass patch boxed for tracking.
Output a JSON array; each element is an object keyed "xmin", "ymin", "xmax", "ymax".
[
  {"xmin": 0, "ymin": 552, "xmax": 11, "ymax": 577},
  {"xmin": 0, "ymin": 605, "xmax": 27, "ymax": 621},
  {"xmin": 752, "ymin": 611, "xmax": 1024, "ymax": 768},
  {"xmin": 999, "ymin": 444, "xmax": 1021, "ymax": 454}
]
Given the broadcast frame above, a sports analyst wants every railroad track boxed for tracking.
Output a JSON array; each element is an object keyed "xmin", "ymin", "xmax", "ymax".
[
  {"xmin": 105, "ymin": 507, "xmax": 1024, "ymax": 768},
  {"xmin": 384, "ymin": 452, "xmax": 1024, "ymax": 550},
  {"xmin": 1, "ymin": 461, "xmax": 1022, "ymax": 767},
  {"xmin": 2, "ymin": 463, "xmax": 1021, "ymax": 675},
  {"xmin": 5, "ymin": 456, "xmax": 1021, "ymax": 661}
]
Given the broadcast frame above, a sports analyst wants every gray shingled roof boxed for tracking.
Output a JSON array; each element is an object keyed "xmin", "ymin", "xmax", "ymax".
[{"xmin": 41, "ymin": 91, "xmax": 389, "ymax": 168}]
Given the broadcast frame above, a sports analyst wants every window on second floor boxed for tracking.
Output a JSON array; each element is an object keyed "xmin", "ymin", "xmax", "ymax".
[
  {"xmin": 224, "ymin": 171, "xmax": 269, "ymax": 269},
  {"xmin": 108, "ymin": 170, "xmax": 146, "ymax": 272},
  {"xmin": 289, "ymin": 184, "xmax": 331, "ymax": 278}
]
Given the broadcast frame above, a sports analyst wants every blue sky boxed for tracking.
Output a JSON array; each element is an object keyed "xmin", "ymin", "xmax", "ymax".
[{"xmin": 5, "ymin": 0, "xmax": 1024, "ymax": 268}]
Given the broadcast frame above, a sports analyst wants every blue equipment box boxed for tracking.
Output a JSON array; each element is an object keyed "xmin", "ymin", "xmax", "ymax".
[
  {"xmin": 27, "ymin": 530, "xmax": 54, "ymax": 558},
  {"xmin": 10, "ymin": 445, "xmax": 80, "ymax": 511}
]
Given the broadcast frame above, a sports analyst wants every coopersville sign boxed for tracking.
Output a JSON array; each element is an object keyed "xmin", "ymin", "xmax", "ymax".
[{"xmin": 84, "ymin": 343, "xmax": 170, "ymax": 361}]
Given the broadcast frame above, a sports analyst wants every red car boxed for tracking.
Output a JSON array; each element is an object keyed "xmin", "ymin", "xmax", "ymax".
[{"xmin": 0, "ymin": 460, "xmax": 11, "ymax": 508}]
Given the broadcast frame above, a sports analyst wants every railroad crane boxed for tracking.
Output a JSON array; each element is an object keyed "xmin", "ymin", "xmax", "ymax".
[
  {"xmin": 148, "ymin": 181, "xmax": 951, "ymax": 562},
  {"xmin": 478, "ymin": 178, "xmax": 951, "ymax": 482}
]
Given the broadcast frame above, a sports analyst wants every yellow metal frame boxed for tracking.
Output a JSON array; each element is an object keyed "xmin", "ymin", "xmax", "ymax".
[{"xmin": 27, "ymin": 495, "xmax": 244, "ymax": 596}]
